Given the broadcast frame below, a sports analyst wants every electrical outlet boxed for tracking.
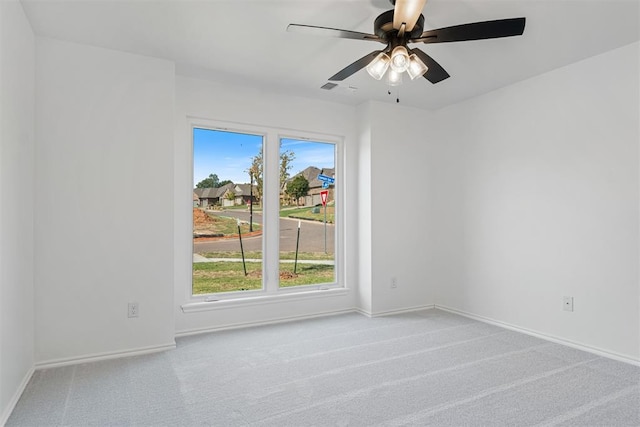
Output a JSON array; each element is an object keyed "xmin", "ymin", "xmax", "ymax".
[
  {"xmin": 563, "ymin": 296, "xmax": 573, "ymax": 312},
  {"xmin": 391, "ymin": 277, "xmax": 397, "ymax": 289},
  {"xmin": 128, "ymin": 302, "xmax": 139, "ymax": 318}
]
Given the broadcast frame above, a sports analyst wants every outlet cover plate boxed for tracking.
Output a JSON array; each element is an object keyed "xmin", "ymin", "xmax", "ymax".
[
  {"xmin": 128, "ymin": 302, "xmax": 139, "ymax": 318},
  {"xmin": 563, "ymin": 296, "xmax": 574, "ymax": 312}
]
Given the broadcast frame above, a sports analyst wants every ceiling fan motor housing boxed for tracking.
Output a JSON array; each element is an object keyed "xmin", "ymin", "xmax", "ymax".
[{"xmin": 374, "ymin": 10, "xmax": 425, "ymax": 41}]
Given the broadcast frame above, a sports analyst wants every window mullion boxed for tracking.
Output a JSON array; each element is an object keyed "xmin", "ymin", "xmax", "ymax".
[{"xmin": 263, "ymin": 131, "xmax": 280, "ymax": 293}]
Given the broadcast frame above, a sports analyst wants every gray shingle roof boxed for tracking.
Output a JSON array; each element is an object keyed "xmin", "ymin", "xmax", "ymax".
[
  {"xmin": 234, "ymin": 184, "xmax": 255, "ymax": 195},
  {"xmin": 194, "ymin": 182, "xmax": 237, "ymax": 199},
  {"xmin": 291, "ymin": 166, "xmax": 334, "ymax": 189}
]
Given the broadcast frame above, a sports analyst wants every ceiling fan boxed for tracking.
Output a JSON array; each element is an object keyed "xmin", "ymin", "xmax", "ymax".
[{"xmin": 287, "ymin": 0, "xmax": 526, "ymax": 86}]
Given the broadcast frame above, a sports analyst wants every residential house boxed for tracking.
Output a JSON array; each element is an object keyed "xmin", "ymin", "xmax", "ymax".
[
  {"xmin": 286, "ymin": 166, "xmax": 335, "ymax": 206},
  {"xmin": 219, "ymin": 183, "xmax": 258, "ymax": 207},
  {"xmin": 192, "ymin": 182, "xmax": 234, "ymax": 208}
]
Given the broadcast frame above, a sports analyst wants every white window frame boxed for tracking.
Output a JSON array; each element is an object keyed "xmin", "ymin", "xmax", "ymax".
[{"xmin": 183, "ymin": 118, "xmax": 345, "ymax": 311}]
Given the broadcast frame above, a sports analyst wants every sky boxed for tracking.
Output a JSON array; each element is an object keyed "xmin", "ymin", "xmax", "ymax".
[{"xmin": 193, "ymin": 128, "xmax": 335, "ymax": 187}]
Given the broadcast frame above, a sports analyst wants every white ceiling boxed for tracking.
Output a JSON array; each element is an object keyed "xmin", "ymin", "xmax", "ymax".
[{"xmin": 21, "ymin": 0, "xmax": 640, "ymax": 110}]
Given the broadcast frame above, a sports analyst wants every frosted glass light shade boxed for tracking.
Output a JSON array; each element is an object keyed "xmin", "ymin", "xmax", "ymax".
[
  {"xmin": 366, "ymin": 52, "xmax": 390, "ymax": 80},
  {"xmin": 387, "ymin": 68, "xmax": 403, "ymax": 86},
  {"xmin": 406, "ymin": 54, "xmax": 428, "ymax": 80},
  {"xmin": 390, "ymin": 46, "xmax": 410, "ymax": 72}
]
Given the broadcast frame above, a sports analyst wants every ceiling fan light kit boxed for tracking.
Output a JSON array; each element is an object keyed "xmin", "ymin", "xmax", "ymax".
[
  {"xmin": 407, "ymin": 54, "xmax": 428, "ymax": 80},
  {"xmin": 287, "ymin": 0, "xmax": 526, "ymax": 87},
  {"xmin": 365, "ymin": 52, "xmax": 390, "ymax": 80},
  {"xmin": 366, "ymin": 47, "xmax": 428, "ymax": 82}
]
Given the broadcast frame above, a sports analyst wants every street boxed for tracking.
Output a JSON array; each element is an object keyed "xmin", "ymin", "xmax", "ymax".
[{"xmin": 193, "ymin": 210, "xmax": 335, "ymax": 254}]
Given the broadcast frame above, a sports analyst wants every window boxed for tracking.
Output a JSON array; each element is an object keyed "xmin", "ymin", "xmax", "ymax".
[
  {"xmin": 279, "ymin": 138, "xmax": 336, "ymax": 288},
  {"xmin": 191, "ymin": 122, "xmax": 341, "ymax": 299},
  {"xmin": 192, "ymin": 128, "xmax": 264, "ymax": 294}
]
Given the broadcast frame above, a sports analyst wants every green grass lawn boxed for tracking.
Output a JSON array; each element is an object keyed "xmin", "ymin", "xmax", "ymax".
[
  {"xmin": 280, "ymin": 206, "xmax": 335, "ymax": 223},
  {"xmin": 192, "ymin": 261, "xmax": 334, "ymax": 294}
]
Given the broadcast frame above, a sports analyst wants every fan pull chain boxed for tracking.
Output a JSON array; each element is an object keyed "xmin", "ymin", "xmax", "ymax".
[{"xmin": 387, "ymin": 87, "xmax": 400, "ymax": 104}]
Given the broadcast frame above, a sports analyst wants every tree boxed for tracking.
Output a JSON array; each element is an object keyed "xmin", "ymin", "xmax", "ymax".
[
  {"xmin": 248, "ymin": 149, "xmax": 263, "ymax": 204},
  {"xmin": 285, "ymin": 175, "xmax": 309, "ymax": 206},
  {"xmin": 280, "ymin": 149, "xmax": 295, "ymax": 190},
  {"xmin": 218, "ymin": 179, "xmax": 233, "ymax": 187},
  {"xmin": 196, "ymin": 173, "xmax": 220, "ymax": 188},
  {"xmin": 248, "ymin": 147, "xmax": 296, "ymax": 205}
]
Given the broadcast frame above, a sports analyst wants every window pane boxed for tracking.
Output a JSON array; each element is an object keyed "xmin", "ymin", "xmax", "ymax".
[
  {"xmin": 192, "ymin": 128, "xmax": 263, "ymax": 295},
  {"xmin": 279, "ymin": 139, "xmax": 335, "ymax": 287}
]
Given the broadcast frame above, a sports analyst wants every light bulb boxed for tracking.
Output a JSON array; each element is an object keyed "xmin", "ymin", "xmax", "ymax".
[
  {"xmin": 387, "ymin": 68, "xmax": 403, "ymax": 86},
  {"xmin": 366, "ymin": 52, "xmax": 390, "ymax": 80},
  {"xmin": 390, "ymin": 46, "xmax": 410, "ymax": 73},
  {"xmin": 406, "ymin": 54, "xmax": 428, "ymax": 80}
]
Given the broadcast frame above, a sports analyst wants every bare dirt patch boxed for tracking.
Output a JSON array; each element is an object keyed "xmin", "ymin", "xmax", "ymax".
[
  {"xmin": 244, "ymin": 270, "xmax": 299, "ymax": 279},
  {"xmin": 194, "ymin": 208, "xmax": 217, "ymax": 227}
]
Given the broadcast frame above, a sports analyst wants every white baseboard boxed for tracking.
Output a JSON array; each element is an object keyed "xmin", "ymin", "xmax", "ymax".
[
  {"xmin": 176, "ymin": 308, "xmax": 357, "ymax": 337},
  {"xmin": 435, "ymin": 305, "xmax": 640, "ymax": 367},
  {"xmin": 1, "ymin": 366, "xmax": 34, "ymax": 426},
  {"xmin": 356, "ymin": 304, "xmax": 436, "ymax": 318},
  {"xmin": 35, "ymin": 342, "xmax": 177, "ymax": 370}
]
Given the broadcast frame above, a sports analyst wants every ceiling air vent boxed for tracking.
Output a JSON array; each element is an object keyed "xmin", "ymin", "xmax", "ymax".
[{"xmin": 321, "ymin": 82, "xmax": 338, "ymax": 90}]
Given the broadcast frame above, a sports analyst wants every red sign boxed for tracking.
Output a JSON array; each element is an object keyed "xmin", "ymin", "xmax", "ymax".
[{"xmin": 320, "ymin": 190, "xmax": 329, "ymax": 207}]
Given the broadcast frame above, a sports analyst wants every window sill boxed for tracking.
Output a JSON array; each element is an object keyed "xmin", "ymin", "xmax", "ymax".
[{"xmin": 181, "ymin": 287, "xmax": 350, "ymax": 313}]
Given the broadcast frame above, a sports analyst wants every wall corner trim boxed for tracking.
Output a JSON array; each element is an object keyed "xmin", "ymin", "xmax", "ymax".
[{"xmin": 1, "ymin": 366, "xmax": 35, "ymax": 426}]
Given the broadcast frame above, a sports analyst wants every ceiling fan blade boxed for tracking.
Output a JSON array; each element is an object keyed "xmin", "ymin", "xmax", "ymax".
[
  {"xmin": 287, "ymin": 24, "xmax": 383, "ymax": 42},
  {"xmin": 410, "ymin": 48, "xmax": 450, "ymax": 84},
  {"xmin": 393, "ymin": 0, "xmax": 427, "ymax": 32},
  {"xmin": 412, "ymin": 17, "xmax": 526, "ymax": 43},
  {"xmin": 329, "ymin": 50, "xmax": 384, "ymax": 81}
]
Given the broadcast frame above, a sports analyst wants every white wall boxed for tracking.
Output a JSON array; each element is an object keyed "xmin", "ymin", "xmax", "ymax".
[
  {"xmin": 367, "ymin": 102, "xmax": 439, "ymax": 314},
  {"xmin": 0, "ymin": 0, "xmax": 35, "ymax": 422},
  {"xmin": 432, "ymin": 42, "xmax": 640, "ymax": 361},
  {"xmin": 174, "ymin": 76, "xmax": 359, "ymax": 334},
  {"xmin": 355, "ymin": 103, "xmax": 373, "ymax": 314},
  {"xmin": 34, "ymin": 38, "xmax": 176, "ymax": 364}
]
